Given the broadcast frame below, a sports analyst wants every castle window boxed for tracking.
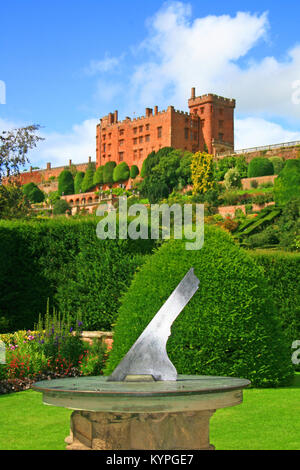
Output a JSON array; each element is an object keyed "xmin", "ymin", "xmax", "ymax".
[
  {"xmin": 119, "ymin": 129, "xmax": 124, "ymax": 136},
  {"xmin": 157, "ymin": 127, "xmax": 162, "ymax": 138},
  {"xmin": 139, "ymin": 136, "xmax": 143, "ymax": 144},
  {"xmin": 139, "ymin": 148, "xmax": 143, "ymax": 159},
  {"xmin": 102, "ymin": 134, "xmax": 106, "ymax": 140},
  {"xmin": 133, "ymin": 127, "xmax": 137, "ymax": 134},
  {"xmin": 119, "ymin": 139, "xmax": 124, "ymax": 146},
  {"xmin": 184, "ymin": 128, "xmax": 189, "ymax": 139},
  {"xmin": 145, "ymin": 134, "xmax": 150, "ymax": 142},
  {"xmin": 146, "ymin": 124, "xmax": 150, "ymax": 131},
  {"xmin": 102, "ymin": 154, "xmax": 106, "ymax": 159},
  {"xmin": 133, "ymin": 138, "xmax": 138, "ymax": 145},
  {"xmin": 139, "ymin": 126, "xmax": 143, "ymax": 133},
  {"xmin": 103, "ymin": 144, "xmax": 106, "ymax": 152},
  {"xmin": 119, "ymin": 152, "xmax": 124, "ymax": 162}
]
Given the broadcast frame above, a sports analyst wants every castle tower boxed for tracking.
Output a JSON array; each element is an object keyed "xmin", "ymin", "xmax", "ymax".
[{"xmin": 188, "ymin": 88, "xmax": 235, "ymax": 155}]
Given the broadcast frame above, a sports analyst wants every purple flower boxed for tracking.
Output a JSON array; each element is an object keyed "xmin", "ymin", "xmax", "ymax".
[
  {"xmin": 78, "ymin": 321, "xmax": 83, "ymax": 327},
  {"xmin": 70, "ymin": 327, "xmax": 73, "ymax": 333}
]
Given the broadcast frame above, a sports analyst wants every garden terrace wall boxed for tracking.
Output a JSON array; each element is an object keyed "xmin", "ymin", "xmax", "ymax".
[{"xmin": 218, "ymin": 202, "xmax": 275, "ymax": 218}]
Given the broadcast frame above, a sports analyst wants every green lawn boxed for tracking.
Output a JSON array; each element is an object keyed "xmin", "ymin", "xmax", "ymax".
[{"xmin": 0, "ymin": 374, "xmax": 299, "ymax": 450}]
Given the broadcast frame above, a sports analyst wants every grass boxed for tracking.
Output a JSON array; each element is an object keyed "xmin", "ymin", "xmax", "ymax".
[{"xmin": 0, "ymin": 374, "xmax": 299, "ymax": 450}]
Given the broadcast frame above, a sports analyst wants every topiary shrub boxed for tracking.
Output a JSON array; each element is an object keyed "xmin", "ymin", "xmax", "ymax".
[
  {"xmin": 105, "ymin": 226, "xmax": 294, "ymax": 387},
  {"xmin": 113, "ymin": 162, "xmax": 130, "ymax": 183},
  {"xmin": 81, "ymin": 163, "xmax": 96, "ymax": 193},
  {"xmin": 58, "ymin": 170, "xmax": 74, "ymax": 196},
  {"xmin": 103, "ymin": 161, "xmax": 117, "ymax": 185},
  {"xmin": 273, "ymin": 159, "xmax": 300, "ymax": 206},
  {"xmin": 248, "ymin": 157, "xmax": 274, "ymax": 178},
  {"xmin": 130, "ymin": 165, "xmax": 139, "ymax": 179},
  {"xmin": 269, "ymin": 156, "xmax": 285, "ymax": 175},
  {"xmin": 74, "ymin": 171, "xmax": 85, "ymax": 194},
  {"xmin": 22, "ymin": 183, "xmax": 45, "ymax": 203},
  {"xmin": 93, "ymin": 166, "xmax": 104, "ymax": 186},
  {"xmin": 53, "ymin": 199, "xmax": 70, "ymax": 215}
]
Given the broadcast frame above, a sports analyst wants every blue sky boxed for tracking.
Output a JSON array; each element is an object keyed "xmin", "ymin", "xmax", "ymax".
[{"xmin": 1, "ymin": 0, "xmax": 300, "ymax": 167}]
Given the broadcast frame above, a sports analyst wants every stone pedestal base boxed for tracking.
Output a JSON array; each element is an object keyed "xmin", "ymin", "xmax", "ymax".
[{"xmin": 65, "ymin": 410, "xmax": 216, "ymax": 450}]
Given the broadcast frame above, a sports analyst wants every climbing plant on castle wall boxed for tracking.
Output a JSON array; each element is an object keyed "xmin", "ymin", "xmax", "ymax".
[{"xmin": 191, "ymin": 152, "xmax": 215, "ymax": 195}]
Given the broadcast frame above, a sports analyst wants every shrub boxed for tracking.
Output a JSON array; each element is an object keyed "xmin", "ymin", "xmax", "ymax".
[
  {"xmin": 250, "ymin": 180, "xmax": 258, "ymax": 189},
  {"xmin": 103, "ymin": 161, "xmax": 117, "ymax": 185},
  {"xmin": 74, "ymin": 171, "xmax": 85, "ymax": 194},
  {"xmin": 113, "ymin": 162, "xmax": 130, "ymax": 183},
  {"xmin": 191, "ymin": 152, "xmax": 215, "ymax": 195},
  {"xmin": 269, "ymin": 157, "xmax": 285, "ymax": 175},
  {"xmin": 81, "ymin": 163, "xmax": 96, "ymax": 193},
  {"xmin": 93, "ymin": 167, "xmax": 104, "ymax": 186},
  {"xmin": 53, "ymin": 199, "xmax": 70, "ymax": 215},
  {"xmin": 58, "ymin": 170, "xmax": 74, "ymax": 196},
  {"xmin": 22, "ymin": 183, "xmax": 45, "ymax": 203},
  {"xmin": 224, "ymin": 168, "xmax": 242, "ymax": 190},
  {"xmin": 0, "ymin": 218, "xmax": 156, "ymax": 332},
  {"xmin": 250, "ymin": 250, "xmax": 300, "ymax": 370},
  {"xmin": 273, "ymin": 159, "xmax": 300, "ymax": 206},
  {"xmin": 248, "ymin": 157, "xmax": 274, "ymax": 178},
  {"xmin": 130, "ymin": 165, "xmax": 139, "ymax": 179},
  {"xmin": 105, "ymin": 226, "xmax": 294, "ymax": 387}
]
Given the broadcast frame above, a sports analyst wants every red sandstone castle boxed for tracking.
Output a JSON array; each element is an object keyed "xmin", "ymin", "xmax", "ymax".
[{"xmin": 96, "ymin": 88, "xmax": 236, "ymax": 170}]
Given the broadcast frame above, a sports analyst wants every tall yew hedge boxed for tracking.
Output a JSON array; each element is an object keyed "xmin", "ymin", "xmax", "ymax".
[{"xmin": 105, "ymin": 226, "xmax": 294, "ymax": 387}]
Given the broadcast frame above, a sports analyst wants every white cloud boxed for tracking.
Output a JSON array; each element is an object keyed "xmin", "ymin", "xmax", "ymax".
[
  {"xmin": 235, "ymin": 117, "xmax": 300, "ymax": 149},
  {"xmin": 84, "ymin": 55, "xmax": 122, "ymax": 75},
  {"xmin": 0, "ymin": 118, "xmax": 98, "ymax": 170},
  {"xmin": 128, "ymin": 1, "xmax": 300, "ymax": 124}
]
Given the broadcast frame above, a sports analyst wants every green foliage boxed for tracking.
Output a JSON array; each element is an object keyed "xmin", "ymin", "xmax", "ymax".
[
  {"xmin": 269, "ymin": 156, "xmax": 285, "ymax": 175},
  {"xmin": 248, "ymin": 157, "xmax": 274, "ymax": 178},
  {"xmin": 0, "ymin": 184, "xmax": 31, "ymax": 219},
  {"xmin": 140, "ymin": 148, "xmax": 173, "ymax": 178},
  {"xmin": 215, "ymin": 156, "xmax": 236, "ymax": 181},
  {"xmin": 130, "ymin": 165, "xmax": 139, "ymax": 179},
  {"xmin": 93, "ymin": 166, "xmax": 104, "ymax": 186},
  {"xmin": 0, "ymin": 218, "xmax": 155, "ymax": 332},
  {"xmin": 81, "ymin": 163, "xmax": 96, "ymax": 193},
  {"xmin": 274, "ymin": 159, "xmax": 300, "ymax": 206},
  {"xmin": 235, "ymin": 156, "xmax": 248, "ymax": 178},
  {"xmin": 58, "ymin": 170, "xmax": 74, "ymax": 196},
  {"xmin": 105, "ymin": 226, "xmax": 294, "ymax": 387},
  {"xmin": 103, "ymin": 161, "xmax": 117, "ymax": 185},
  {"xmin": 251, "ymin": 180, "xmax": 258, "ymax": 189},
  {"xmin": 250, "ymin": 250, "xmax": 300, "ymax": 370},
  {"xmin": 22, "ymin": 182, "xmax": 44, "ymax": 203},
  {"xmin": 74, "ymin": 171, "xmax": 85, "ymax": 193},
  {"xmin": 224, "ymin": 168, "xmax": 242, "ymax": 190},
  {"xmin": 52, "ymin": 199, "xmax": 70, "ymax": 215},
  {"xmin": 176, "ymin": 151, "xmax": 193, "ymax": 186},
  {"xmin": 113, "ymin": 162, "xmax": 130, "ymax": 183}
]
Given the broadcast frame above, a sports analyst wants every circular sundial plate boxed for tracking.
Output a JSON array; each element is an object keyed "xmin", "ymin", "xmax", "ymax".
[{"xmin": 32, "ymin": 375, "xmax": 250, "ymax": 413}]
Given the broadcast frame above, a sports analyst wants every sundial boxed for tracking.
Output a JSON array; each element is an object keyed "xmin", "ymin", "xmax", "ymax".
[{"xmin": 33, "ymin": 268, "xmax": 250, "ymax": 450}]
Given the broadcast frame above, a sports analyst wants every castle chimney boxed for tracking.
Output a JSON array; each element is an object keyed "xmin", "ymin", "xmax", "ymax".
[
  {"xmin": 191, "ymin": 87, "xmax": 196, "ymax": 99},
  {"xmin": 69, "ymin": 159, "xmax": 72, "ymax": 166},
  {"xmin": 47, "ymin": 162, "xmax": 51, "ymax": 170},
  {"xmin": 154, "ymin": 106, "xmax": 158, "ymax": 115},
  {"xmin": 114, "ymin": 110, "xmax": 118, "ymax": 123},
  {"xmin": 145, "ymin": 108, "xmax": 153, "ymax": 117},
  {"xmin": 88, "ymin": 156, "xmax": 92, "ymax": 163},
  {"xmin": 30, "ymin": 166, "xmax": 33, "ymax": 173}
]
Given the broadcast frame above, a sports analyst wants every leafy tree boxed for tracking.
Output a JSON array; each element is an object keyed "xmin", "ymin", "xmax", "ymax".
[
  {"xmin": 113, "ymin": 162, "xmax": 130, "ymax": 183},
  {"xmin": 141, "ymin": 175, "xmax": 169, "ymax": 204},
  {"xmin": 22, "ymin": 182, "xmax": 45, "ymax": 203},
  {"xmin": 93, "ymin": 166, "xmax": 104, "ymax": 186},
  {"xmin": 103, "ymin": 161, "xmax": 116, "ymax": 185},
  {"xmin": 176, "ymin": 151, "xmax": 193, "ymax": 186},
  {"xmin": 58, "ymin": 170, "xmax": 74, "ymax": 196},
  {"xmin": 269, "ymin": 156, "xmax": 285, "ymax": 175},
  {"xmin": 47, "ymin": 191, "xmax": 60, "ymax": 206},
  {"xmin": 151, "ymin": 150, "xmax": 181, "ymax": 190},
  {"xmin": 53, "ymin": 199, "xmax": 71, "ymax": 215},
  {"xmin": 248, "ymin": 157, "xmax": 274, "ymax": 178},
  {"xmin": 140, "ymin": 148, "xmax": 174, "ymax": 178},
  {"xmin": 191, "ymin": 152, "xmax": 215, "ymax": 195},
  {"xmin": 0, "ymin": 184, "xmax": 31, "ymax": 219},
  {"xmin": 214, "ymin": 156, "xmax": 236, "ymax": 181},
  {"xmin": 224, "ymin": 168, "xmax": 242, "ymax": 190},
  {"xmin": 81, "ymin": 163, "xmax": 96, "ymax": 193},
  {"xmin": 0, "ymin": 125, "xmax": 44, "ymax": 182},
  {"xmin": 235, "ymin": 155, "xmax": 248, "ymax": 178},
  {"xmin": 130, "ymin": 165, "xmax": 139, "ymax": 179},
  {"xmin": 74, "ymin": 171, "xmax": 85, "ymax": 194},
  {"xmin": 274, "ymin": 159, "xmax": 300, "ymax": 206}
]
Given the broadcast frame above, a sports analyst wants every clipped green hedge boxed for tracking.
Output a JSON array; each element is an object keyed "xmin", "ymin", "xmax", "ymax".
[
  {"xmin": 105, "ymin": 226, "xmax": 294, "ymax": 387},
  {"xmin": 250, "ymin": 250, "xmax": 300, "ymax": 367},
  {"xmin": 248, "ymin": 157, "xmax": 274, "ymax": 178},
  {"xmin": 58, "ymin": 170, "xmax": 74, "ymax": 196},
  {"xmin": 113, "ymin": 162, "xmax": 130, "ymax": 183},
  {"xmin": 0, "ymin": 218, "xmax": 155, "ymax": 333},
  {"xmin": 274, "ymin": 159, "xmax": 300, "ymax": 206}
]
